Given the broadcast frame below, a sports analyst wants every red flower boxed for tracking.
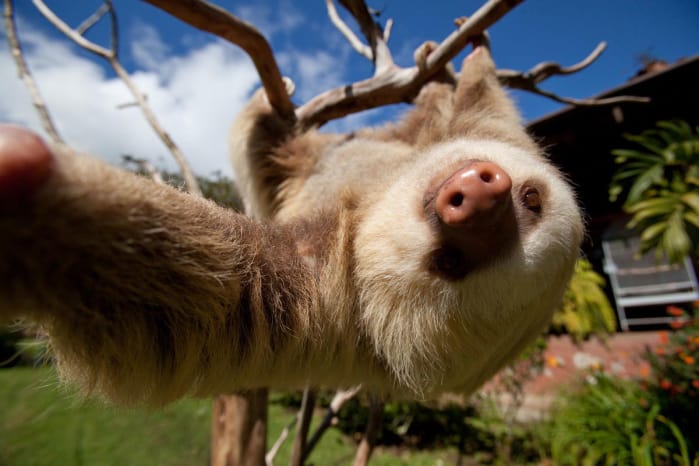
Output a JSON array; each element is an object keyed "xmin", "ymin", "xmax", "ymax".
[
  {"xmin": 660, "ymin": 379, "xmax": 672, "ymax": 390},
  {"xmin": 667, "ymin": 305, "xmax": 685, "ymax": 317},
  {"xmin": 670, "ymin": 320, "xmax": 686, "ymax": 329},
  {"xmin": 692, "ymin": 380, "xmax": 699, "ymax": 389}
]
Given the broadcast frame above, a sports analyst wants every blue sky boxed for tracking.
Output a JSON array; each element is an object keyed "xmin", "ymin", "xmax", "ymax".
[{"xmin": 2, "ymin": 0, "xmax": 698, "ymax": 176}]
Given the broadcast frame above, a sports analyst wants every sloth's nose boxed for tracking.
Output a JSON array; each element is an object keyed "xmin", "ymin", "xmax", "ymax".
[
  {"xmin": 426, "ymin": 161, "xmax": 517, "ymax": 280},
  {"xmin": 435, "ymin": 161, "xmax": 512, "ymax": 226},
  {"xmin": 0, "ymin": 125, "xmax": 53, "ymax": 201}
]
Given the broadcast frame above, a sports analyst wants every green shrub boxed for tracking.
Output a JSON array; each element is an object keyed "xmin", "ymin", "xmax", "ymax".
[
  {"xmin": 644, "ymin": 306, "xmax": 699, "ymax": 456},
  {"xmin": 546, "ymin": 372, "xmax": 691, "ymax": 465},
  {"xmin": 609, "ymin": 120, "xmax": 699, "ymax": 263},
  {"xmin": 551, "ymin": 258, "xmax": 617, "ymax": 338}
]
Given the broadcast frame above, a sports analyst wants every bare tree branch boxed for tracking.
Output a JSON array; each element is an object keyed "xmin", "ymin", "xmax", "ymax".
[
  {"xmin": 336, "ymin": 0, "xmax": 395, "ymax": 74},
  {"xmin": 352, "ymin": 394, "xmax": 384, "ymax": 466},
  {"xmin": 326, "ymin": 0, "xmax": 372, "ymax": 60},
  {"xmin": 141, "ymin": 0, "xmax": 294, "ymax": 120},
  {"xmin": 497, "ymin": 42, "xmax": 651, "ymax": 106},
  {"xmin": 122, "ymin": 155, "xmax": 165, "ymax": 185},
  {"xmin": 289, "ymin": 387, "xmax": 316, "ymax": 466},
  {"xmin": 4, "ymin": 0, "xmax": 64, "ymax": 144},
  {"xmin": 424, "ymin": 0, "xmax": 524, "ymax": 73},
  {"xmin": 296, "ymin": 0, "xmax": 523, "ymax": 129},
  {"xmin": 265, "ymin": 416, "xmax": 296, "ymax": 466},
  {"xmin": 32, "ymin": 0, "xmax": 111, "ymax": 56},
  {"xmin": 32, "ymin": 0, "xmax": 202, "ymax": 196},
  {"xmin": 305, "ymin": 386, "xmax": 362, "ymax": 456},
  {"xmin": 76, "ymin": 3, "xmax": 109, "ymax": 35}
]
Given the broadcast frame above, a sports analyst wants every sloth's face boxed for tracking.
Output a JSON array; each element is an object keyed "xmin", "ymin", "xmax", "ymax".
[{"xmin": 353, "ymin": 138, "xmax": 583, "ymax": 396}]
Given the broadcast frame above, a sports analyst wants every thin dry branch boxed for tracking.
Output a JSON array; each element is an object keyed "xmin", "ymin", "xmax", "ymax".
[
  {"xmin": 265, "ymin": 416, "xmax": 296, "ymax": 466},
  {"xmin": 32, "ymin": 0, "xmax": 110, "ymax": 56},
  {"xmin": 122, "ymin": 155, "xmax": 165, "ymax": 185},
  {"xmin": 336, "ymin": 0, "xmax": 394, "ymax": 74},
  {"xmin": 296, "ymin": 0, "xmax": 523, "ymax": 128},
  {"xmin": 289, "ymin": 388, "xmax": 316, "ymax": 466},
  {"xmin": 326, "ymin": 0, "xmax": 372, "ymax": 60},
  {"xmin": 305, "ymin": 386, "xmax": 362, "ymax": 455},
  {"xmin": 142, "ymin": 0, "xmax": 294, "ymax": 120},
  {"xmin": 4, "ymin": 0, "xmax": 64, "ymax": 144},
  {"xmin": 353, "ymin": 395, "xmax": 384, "ymax": 466},
  {"xmin": 76, "ymin": 2, "xmax": 109, "ymax": 35},
  {"xmin": 497, "ymin": 42, "xmax": 651, "ymax": 106},
  {"xmin": 32, "ymin": 0, "xmax": 202, "ymax": 195}
]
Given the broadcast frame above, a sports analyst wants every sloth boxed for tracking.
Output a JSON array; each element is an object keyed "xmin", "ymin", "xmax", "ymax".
[{"xmin": 0, "ymin": 45, "xmax": 583, "ymax": 406}]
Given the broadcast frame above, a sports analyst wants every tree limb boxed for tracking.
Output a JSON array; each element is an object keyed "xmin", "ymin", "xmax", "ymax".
[
  {"xmin": 497, "ymin": 42, "xmax": 651, "ymax": 106},
  {"xmin": 32, "ymin": 0, "xmax": 111, "ymax": 57},
  {"xmin": 304, "ymin": 386, "xmax": 362, "ymax": 456},
  {"xmin": 326, "ymin": 0, "xmax": 372, "ymax": 60},
  {"xmin": 289, "ymin": 387, "xmax": 316, "ymax": 466},
  {"xmin": 4, "ymin": 0, "xmax": 64, "ymax": 144},
  {"xmin": 265, "ymin": 416, "xmax": 296, "ymax": 466},
  {"xmin": 296, "ymin": 0, "xmax": 523, "ymax": 129},
  {"xmin": 337, "ymin": 0, "xmax": 395, "ymax": 74},
  {"xmin": 141, "ymin": 0, "xmax": 295, "ymax": 120},
  {"xmin": 352, "ymin": 394, "xmax": 384, "ymax": 466},
  {"xmin": 32, "ymin": 0, "xmax": 202, "ymax": 195},
  {"xmin": 76, "ymin": 3, "xmax": 109, "ymax": 35}
]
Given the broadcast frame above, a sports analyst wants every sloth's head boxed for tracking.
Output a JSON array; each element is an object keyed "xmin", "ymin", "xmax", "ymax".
[{"xmin": 354, "ymin": 138, "xmax": 583, "ymax": 397}]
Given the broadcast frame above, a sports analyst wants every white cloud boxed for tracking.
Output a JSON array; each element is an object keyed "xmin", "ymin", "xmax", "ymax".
[{"xmin": 1, "ymin": 24, "xmax": 259, "ymax": 177}]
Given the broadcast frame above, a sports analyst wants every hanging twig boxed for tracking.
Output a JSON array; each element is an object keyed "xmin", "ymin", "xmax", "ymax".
[
  {"xmin": 325, "ymin": 0, "xmax": 372, "ymax": 60},
  {"xmin": 289, "ymin": 387, "xmax": 317, "ymax": 466},
  {"xmin": 265, "ymin": 415, "xmax": 297, "ymax": 466},
  {"xmin": 3, "ymin": 0, "xmax": 64, "ymax": 144},
  {"xmin": 352, "ymin": 394, "xmax": 384, "ymax": 466},
  {"xmin": 32, "ymin": 0, "xmax": 202, "ymax": 196},
  {"xmin": 122, "ymin": 155, "xmax": 165, "ymax": 185},
  {"xmin": 305, "ymin": 386, "xmax": 362, "ymax": 455},
  {"xmin": 497, "ymin": 42, "xmax": 651, "ymax": 106}
]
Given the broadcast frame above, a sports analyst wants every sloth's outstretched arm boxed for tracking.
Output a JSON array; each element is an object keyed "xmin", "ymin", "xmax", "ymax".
[{"xmin": 0, "ymin": 125, "xmax": 315, "ymax": 405}]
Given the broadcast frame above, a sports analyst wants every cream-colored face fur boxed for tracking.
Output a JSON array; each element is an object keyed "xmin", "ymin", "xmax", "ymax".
[{"xmin": 353, "ymin": 138, "xmax": 583, "ymax": 397}]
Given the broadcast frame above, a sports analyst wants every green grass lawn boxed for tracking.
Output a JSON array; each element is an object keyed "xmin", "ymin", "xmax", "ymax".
[{"xmin": 0, "ymin": 367, "xmax": 457, "ymax": 465}]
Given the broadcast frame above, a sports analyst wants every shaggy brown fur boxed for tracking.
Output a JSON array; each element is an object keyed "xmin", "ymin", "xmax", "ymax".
[{"xmin": 0, "ymin": 46, "xmax": 583, "ymax": 405}]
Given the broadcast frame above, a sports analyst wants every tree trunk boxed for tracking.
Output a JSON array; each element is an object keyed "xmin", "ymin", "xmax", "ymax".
[{"xmin": 211, "ymin": 390, "xmax": 268, "ymax": 466}]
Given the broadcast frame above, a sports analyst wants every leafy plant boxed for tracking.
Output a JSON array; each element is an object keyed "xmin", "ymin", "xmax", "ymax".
[
  {"xmin": 644, "ymin": 306, "xmax": 699, "ymax": 456},
  {"xmin": 609, "ymin": 120, "xmax": 699, "ymax": 262},
  {"xmin": 551, "ymin": 258, "xmax": 617, "ymax": 338},
  {"xmin": 546, "ymin": 372, "xmax": 691, "ymax": 465}
]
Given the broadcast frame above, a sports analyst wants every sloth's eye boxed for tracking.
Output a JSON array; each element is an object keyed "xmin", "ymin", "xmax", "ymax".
[{"xmin": 522, "ymin": 187, "xmax": 542, "ymax": 213}]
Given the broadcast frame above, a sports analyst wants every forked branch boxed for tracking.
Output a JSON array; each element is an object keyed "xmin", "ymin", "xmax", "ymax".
[
  {"xmin": 142, "ymin": 0, "xmax": 294, "ymax": 120},
  {"xmin": 32, "ymin": 0, "xmax": 202, "ymax": 195},
  {"xmin": 497, "ymin": 42, "xmax": 651, "ymax": 106}
]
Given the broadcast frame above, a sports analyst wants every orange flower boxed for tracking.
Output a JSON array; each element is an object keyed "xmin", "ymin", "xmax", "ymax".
[
  {"xmin": 683, "ymin": 355, "xmax": 696, "ymax": 365},
  {"xmin": 656, "ymin": 347, "xmax": 665, "ymax": 356},
  {"xmin": 693, "ymin": 336, "xmax": 699, "ymax": 345},
  {"xmin": 659, "ymin": 331, "xmax": 669, "ymax": 344},
  {"xmin": 660, "ymin": 379, "xmax": 672, "ymax": 390},
  {"xmin": 670, "ymin": 320, "xmax": 686, "ymax": 329},
  {"xmin": 639, "ymin": 364, "xmax": 650, "ymax": 378},
  {"xmin": 667, "ymin": 305, "xmax": 685, "ymax": 317}
]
